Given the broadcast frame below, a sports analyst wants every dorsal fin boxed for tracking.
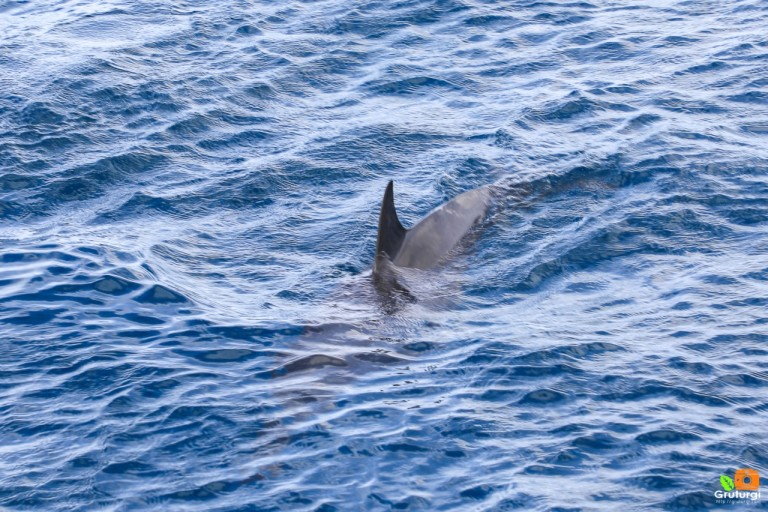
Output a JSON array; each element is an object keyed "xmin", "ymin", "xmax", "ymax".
[{"xmin": 375, "ymin": 181, "xmax": 407, "ymax": 263}]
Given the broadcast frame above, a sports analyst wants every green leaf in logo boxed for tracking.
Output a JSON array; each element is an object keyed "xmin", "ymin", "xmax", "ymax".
[{"xmin": 720, "ymin": 475, "xmax": 735, "ymax": 491}]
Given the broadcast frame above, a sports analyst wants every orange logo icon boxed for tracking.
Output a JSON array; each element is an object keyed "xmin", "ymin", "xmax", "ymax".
[{"xmin": 734, "ymin": 469, "xmax": 760, "ymax": 491}]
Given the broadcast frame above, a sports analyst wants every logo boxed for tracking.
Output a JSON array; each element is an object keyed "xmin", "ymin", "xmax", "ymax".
[
  {"xmin": 720, "ymin": 475, "xmax": 735, "ymax": 491},
  {"xmin": 735, "ymin": 469, "xmax": 760, "ymax": 491},
  {"xmin": 715, "ymin": 468, "xmax": 761, "ymax": 503}
]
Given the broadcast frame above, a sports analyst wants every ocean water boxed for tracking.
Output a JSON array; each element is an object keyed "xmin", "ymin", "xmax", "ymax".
[{"xmin": 1, "ymin": 0, "xmax": 767, "ymax": 510}]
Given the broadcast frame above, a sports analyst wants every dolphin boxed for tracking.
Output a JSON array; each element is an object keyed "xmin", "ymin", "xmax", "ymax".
[{"xmin": 373, "ymin": 180, "xmax": 491, "ymax": 275}]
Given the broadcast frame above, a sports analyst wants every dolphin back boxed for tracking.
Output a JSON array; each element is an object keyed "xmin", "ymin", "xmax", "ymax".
[
  {"xmin": 373, "ymin": 181, "xmax": 491, "ymax": 272},
  {"xmin": 393, "ymin": 186, "xmax": 490, "ymax": 269}
]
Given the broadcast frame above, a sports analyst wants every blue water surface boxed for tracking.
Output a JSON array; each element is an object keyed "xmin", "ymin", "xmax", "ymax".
[{"xmin": 1, "ymin": 0, "xmax": 768, "ymax": 510}]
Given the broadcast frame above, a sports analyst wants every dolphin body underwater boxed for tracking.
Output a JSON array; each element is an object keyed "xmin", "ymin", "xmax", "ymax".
[{"xmin": 373, "ymin": 180, "xmax": 492, "ymax": 277}]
